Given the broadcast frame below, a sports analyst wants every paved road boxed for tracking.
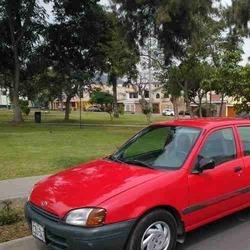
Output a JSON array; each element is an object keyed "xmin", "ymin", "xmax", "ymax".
[
  {"xmin": 1, "ymin": 208, "xmax": 250, "ymax": 250},
  {"xmin": 0, "ymin": 175, "xmax": 48, "ymax": 201}
]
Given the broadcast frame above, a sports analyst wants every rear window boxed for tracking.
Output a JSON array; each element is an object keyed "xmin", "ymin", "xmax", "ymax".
[{"xmin": 238, "ymin": 126, "xmax": 250, "ymax": 156}]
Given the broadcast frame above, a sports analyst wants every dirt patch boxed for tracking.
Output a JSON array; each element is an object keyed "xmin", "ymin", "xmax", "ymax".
[{"xmin": 0, "ymin": 199, "xmax": 31, "ymax": 243}]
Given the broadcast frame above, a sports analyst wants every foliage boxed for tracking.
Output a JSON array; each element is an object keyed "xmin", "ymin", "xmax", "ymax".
[
  {"xmin": 90, "ymin": 90, "xmax": 114, "ymax": 105},
  {"xmin": 118, "ymin": 104, "xmax": 125, "ymax": 115},
  {"xmin": 0, "ymin": 201, "xmax": 20, "ymax": 226},
  {"xmin": 90, "ymin": 90, "xmax": 114, "ymax": 119},
  {"xmin": 211, "ymin": 50, "xmax": 243, "ymax": 96},
  {"xmin": 19, "ymin": 100, "xmax": 30, "ymax": 116},
  {"xmin": 99, "ymin": 12, "xmax": 139, "ymax": 118},
  {"xmin": 113, "ymin": 0, "xmax": 216, "ymax": 65},
  {"xmin": 0, "ymin": 0, "xmax": 46, "ymax": 122},
  {"xmin": 226, "ymin": 0, "xmax": 250, "ymax": 36},
  {"xmin": 233, "ymin": 65, "xmax": 250, "ymax": 113},
  {"xmin": 36, "ymin": 0, "xmax": 110, "ymax": 121}
]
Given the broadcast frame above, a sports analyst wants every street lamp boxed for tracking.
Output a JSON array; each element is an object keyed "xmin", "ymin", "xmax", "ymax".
[{"xmin": 79, "ymin": 89, "xmax": 84, "ymax": 129}]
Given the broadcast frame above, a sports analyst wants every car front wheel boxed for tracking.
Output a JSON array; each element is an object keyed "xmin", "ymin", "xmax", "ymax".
[{"xmin": 126, "ymin": 210, "xmax": 177, "ymax": 250}]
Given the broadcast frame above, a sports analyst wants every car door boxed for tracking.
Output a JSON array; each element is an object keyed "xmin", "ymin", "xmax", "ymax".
[
  {"xmin": 237, "ymin": 125, "xmax": 250, "ymax": 204},
  {"xmin": 185, "ymin": 126, "xmax": 246, "ymax": 229}
]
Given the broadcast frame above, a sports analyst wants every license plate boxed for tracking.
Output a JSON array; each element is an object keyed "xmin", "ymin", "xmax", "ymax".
[{"xmin": 32, "ymin": 221, "xmax": 46, "ymax": 243}]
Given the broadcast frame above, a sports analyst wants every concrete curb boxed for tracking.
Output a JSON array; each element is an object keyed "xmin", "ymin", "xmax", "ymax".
[
  {"xmin": 0, "ymin": 175, "xmax": 48, "ymax": 202},
  {"xmin": 0, "ymin": 236, "xmax": 48, "ymax": 250}
]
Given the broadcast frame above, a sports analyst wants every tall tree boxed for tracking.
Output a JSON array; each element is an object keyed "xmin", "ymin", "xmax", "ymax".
[
  {"xmin": 228, "ymin": 0, "xmax": 250, "ymax": 36},
  {"xmin": 212, "ymin": 49, "xmax": 243, "ymax": 116},
  {"xmin": 113, "ymin": 0, "xmax": 215, "ymax": 62},
  {"xmin": 114, "ymin": 0, "xmax": 216, "ymax": 115},
  {"xmin": 0, "ymin": 0, "xmax": 46, "ymax": 122},
  {"xmin": 100, "ymin": 13, "xmax": 139, "ymax": 118},
  {"xmin": 40, "ymin": 0, "xmax": 109, "ymax": 121}
]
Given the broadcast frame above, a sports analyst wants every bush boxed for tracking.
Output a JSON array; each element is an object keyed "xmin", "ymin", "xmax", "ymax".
[
  {"xmin": 20, "ymin": 100, "xmax": 30, "ymax": 116},
  {"xmin": 118, "ymin": 104, "xmax": 125, "ymax": 115},
  {"xmin": 0, "ymin": 201, "xmax": 21, "ymax": 226}
]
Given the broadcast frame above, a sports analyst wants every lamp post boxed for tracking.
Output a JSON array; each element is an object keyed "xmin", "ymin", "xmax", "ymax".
[{"xmin": 79, "ymin": 89, "xmax": 83, "ymax": 129}]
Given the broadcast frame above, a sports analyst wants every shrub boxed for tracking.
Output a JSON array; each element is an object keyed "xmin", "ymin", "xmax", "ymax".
[
  {"xmin": 0, "ymin": 201, "xmax": 21, "ymax": 226},
  {"xmin": 118, "ymin": 104, "xmax": 125, "ymax": 115},
  {"xmin": 20, "ymin": 100, "xmax": 30, "ymax": 116}
]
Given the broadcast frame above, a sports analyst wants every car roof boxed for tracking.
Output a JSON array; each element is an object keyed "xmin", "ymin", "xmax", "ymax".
[{"xmin": 155, "ymin": 118, "xmax": 250, "ymax": 130}]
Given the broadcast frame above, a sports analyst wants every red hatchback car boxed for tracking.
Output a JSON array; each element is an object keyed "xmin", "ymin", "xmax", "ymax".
[{"xmin": 25, "ymin": 119, "xmax": 250, "ymax": 250}]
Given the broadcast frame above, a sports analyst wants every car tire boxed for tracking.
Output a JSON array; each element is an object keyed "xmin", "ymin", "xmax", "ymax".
[{"xmin": 126, "ymin": 209, "xmax": 177, "ymax": 250}]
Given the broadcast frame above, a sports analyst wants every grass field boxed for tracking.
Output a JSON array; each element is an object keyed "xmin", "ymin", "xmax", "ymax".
[
  {"xmin": 0, "ymin": 109, "xmax": 172, "ymax": 180},
  {"xmin": 0, "ymin": 123, "xmax": 142, "ymax": 180},
  {"xmin": 0, "ymin": 109, "xmax": 169, "ymax": 125}
]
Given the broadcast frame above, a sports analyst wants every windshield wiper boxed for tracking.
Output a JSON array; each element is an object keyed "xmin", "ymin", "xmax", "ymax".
[
  {"xmin": 123, "ymin": 159, "xmax": 154, "ymax": 169},
  {"xmin": 108, "ymin": 155, "xmax": 124, "ymax": 163}
]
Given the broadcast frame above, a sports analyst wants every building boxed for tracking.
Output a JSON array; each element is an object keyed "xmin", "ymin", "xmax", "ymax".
[
  {"xmin": 51, "ymin": 81, "xmax": 186, "ymax": 114},
  {"xmin": 0, "ymin": 88, "xmax": 10, "ymax": 108},
  {"xmin": 51, "ymin": 80, "xmax": 243, "ymax": 117},
  {"xmin": 122, "ymin": 82, "xmax": 185, "ymax": 114}
]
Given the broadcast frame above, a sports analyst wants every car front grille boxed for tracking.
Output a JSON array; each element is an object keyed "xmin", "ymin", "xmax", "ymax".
[
  {"xmin": 30, "ymin": 202, "xmax": 60, "ymax": 223},
  {"xmin": 47, "ymin": 230, "xmax": 68, "ymax": 250},
  {"xmin": 29, "ymin": 203, "xmax": 69, "ymax": 249}
]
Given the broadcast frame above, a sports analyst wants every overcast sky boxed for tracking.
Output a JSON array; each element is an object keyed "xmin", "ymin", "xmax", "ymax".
[{"xmin": 43, "ymin": 0, "xmax": 250, "ymax": 64}]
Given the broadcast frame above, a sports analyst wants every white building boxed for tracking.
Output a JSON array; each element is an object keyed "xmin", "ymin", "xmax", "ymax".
[{"xmin": 0, "ymin": 88, "xmax": 10, "ymax": 108}]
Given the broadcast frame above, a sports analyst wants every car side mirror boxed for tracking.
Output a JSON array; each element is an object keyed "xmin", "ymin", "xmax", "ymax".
[{"xmin": 193, "ymin": 157, "xmax": 215, "ymax": 174}]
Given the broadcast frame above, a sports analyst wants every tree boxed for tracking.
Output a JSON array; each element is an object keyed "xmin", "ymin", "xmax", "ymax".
[
  {"xmin": 211, "ymin": 49, "xmax": 243, "ymax": 116},
  {"xmin": 114, "ymin": 0, "xmax": 217, "ymax": 117},
  {"xmin": 227, "ymin": 0, "xmax": 250, "ymax": 36},
  {"xmin": 38, "ymin": 0, "xmax": 109, "ymax": 121},
  {"xmin": 100, "ymin": 13, "xmax": 139, "ymax": 118},
  {"xmin": 113, "ymin": 0, "xmax": 215, "ymax": 63},
  {"xmin": 0, "ymin": 0, "xmax": 46, "ymax": 122},
  {"xmin": 90, "ymin": 90, "xmax": 114, "ymax": 120},
  {"xmin": 233, "ymin": 65, "xmax": 250, "ymax": 114}
]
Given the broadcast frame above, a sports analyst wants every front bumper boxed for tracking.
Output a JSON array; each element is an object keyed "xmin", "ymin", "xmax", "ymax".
[{"xmin": 25, "ymin": 202, "xmax": 135, "ymax": 250}]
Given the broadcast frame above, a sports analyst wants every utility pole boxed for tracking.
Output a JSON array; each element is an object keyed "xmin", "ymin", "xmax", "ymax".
[
  {"xmin": 79, "ymin": 89, "xmax": 83, "ymax": 129},
  {"xmin": 148, "ymin": 31, "xmax": 153, "ymax": 113}
]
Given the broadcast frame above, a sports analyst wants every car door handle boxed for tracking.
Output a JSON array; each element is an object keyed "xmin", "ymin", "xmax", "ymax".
[{"xmin": 234, "ymin": 166, "xmax": 242, "ymax": 173}]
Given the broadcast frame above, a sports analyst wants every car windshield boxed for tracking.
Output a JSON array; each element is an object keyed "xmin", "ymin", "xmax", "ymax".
[{"xmin": 110, "ymin": 125, "xmax": 201, "ymax": 170}]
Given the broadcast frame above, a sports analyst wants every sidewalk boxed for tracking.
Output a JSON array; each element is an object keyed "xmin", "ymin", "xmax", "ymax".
[
  {"xmin": 0, "ymin": 175, "xmax": 48, "ymax": 201},
  {"xmin": 0, "ymin": 237, "xmax": 46, "ymax": 250}
]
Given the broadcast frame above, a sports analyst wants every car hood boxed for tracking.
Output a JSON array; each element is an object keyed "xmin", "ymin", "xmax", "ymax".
[{"xmin": 30, "ymin": 159, "xmax": 163, "ymax": 218}]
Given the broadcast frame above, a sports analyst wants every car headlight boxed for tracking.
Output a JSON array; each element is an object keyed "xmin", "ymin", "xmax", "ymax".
[{"xmin": 65, "ymin": 208, "xmax": 106, "ymax": 227}]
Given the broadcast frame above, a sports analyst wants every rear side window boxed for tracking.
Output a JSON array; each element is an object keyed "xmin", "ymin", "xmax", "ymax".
[
  {"xmin": 198, "ymin": 128, "xmax": 236, "ymax": 166},
  {"xmin": 238, "ymin": 126, "xmax": 250, "ymax": 156}
]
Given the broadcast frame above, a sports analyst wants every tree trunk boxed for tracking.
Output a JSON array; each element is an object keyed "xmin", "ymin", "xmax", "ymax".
[
  {"xmin": 64, "ymin": 96, "xmax": 71, "ymax": 121},
  {"xmin": 198, "ymin": 101, "xmax": 203, "ymax": 118},
  {"xmin": 184, "ymin": 81, "xmax": 194, "ymax": 118},
  {"xmin": 186, "ymin": 98, "xmax": 193, "ymax": 117},
  {"xmin": 139, "ymin": 91, "xmax": 151, "ymax": 124},
  {"xmin": 171, "ymin": 96, "xmax": 179, "ymax": 119},
  {"xmin": 219, "ymin": 94, "xmax": 225, "ymax": 117},
  {"xmin": 111, "ymin": 74, "xmax": 119, "ymax": 118},
  {"xmin": 12, "ymin": 46, "xmax": 23, "ymax": 123},
  {"xmin": 209, "ymin": 91, "xmax": 212, "ymax": 117}
]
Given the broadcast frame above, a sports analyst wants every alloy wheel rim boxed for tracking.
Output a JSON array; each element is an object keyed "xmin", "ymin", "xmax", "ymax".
[{"xmin": 141, "ymin": 221, "xmax": 171, "ymax": 250}]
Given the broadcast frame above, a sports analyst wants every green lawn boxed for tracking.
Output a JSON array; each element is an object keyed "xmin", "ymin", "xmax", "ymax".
[
  {"xmin": 0, "ymin": 109, "xmax": 172, "ymax": 180},
  {"xmin": 0, "ymin": 109, "xmax": 170, "ymax": 125},
  {"xmin": 0, "ymin": 123, "xmax": 141, "ymax": 180}
]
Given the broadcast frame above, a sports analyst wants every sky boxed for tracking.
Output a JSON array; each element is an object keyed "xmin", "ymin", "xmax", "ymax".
[{"xmin": 43, "ymin": 0, "xmax": 250, "ymax": 64}]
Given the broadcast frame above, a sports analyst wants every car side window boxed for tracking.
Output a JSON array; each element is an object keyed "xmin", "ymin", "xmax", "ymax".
[
  {"xmin": 198, "ymin": 128, "xmax": 236, "ymax": 167},
  {"xmin": 238, "ymin": 126, "xmax": 250, "ymax": 156}
]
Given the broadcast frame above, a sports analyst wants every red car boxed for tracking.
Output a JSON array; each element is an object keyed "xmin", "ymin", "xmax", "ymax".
[{"xmin": 25, "ymin": 118, "xmax": 250, "ymax": 250}]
